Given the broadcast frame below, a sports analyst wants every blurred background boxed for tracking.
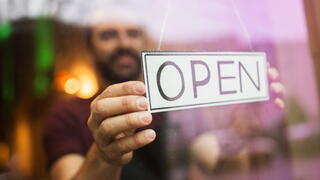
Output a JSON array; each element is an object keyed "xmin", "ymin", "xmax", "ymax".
[{"xmin": 0, "ymin": 0, "xmax": 320, "ymax": 179}]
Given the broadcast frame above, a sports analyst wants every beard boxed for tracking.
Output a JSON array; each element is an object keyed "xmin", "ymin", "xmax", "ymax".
[{"xmin": 94, "ymin": 47, "xmax": 142, "ymax": 84}]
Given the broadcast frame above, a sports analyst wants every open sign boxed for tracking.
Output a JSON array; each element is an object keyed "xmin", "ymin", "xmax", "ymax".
[{"xmin": 142, "ymin": 51, "xmax": 269, "ymax": 113}]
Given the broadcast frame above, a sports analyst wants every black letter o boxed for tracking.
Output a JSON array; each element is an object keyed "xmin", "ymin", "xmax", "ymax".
[{"xmin": 156, "ymin": 61, "xmax": 185, "ymax": 101}]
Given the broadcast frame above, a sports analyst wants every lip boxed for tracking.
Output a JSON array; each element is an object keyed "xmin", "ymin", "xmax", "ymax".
[{"xmin": 115, "ymin": 55, "xmax": 137, "ymax": 66}]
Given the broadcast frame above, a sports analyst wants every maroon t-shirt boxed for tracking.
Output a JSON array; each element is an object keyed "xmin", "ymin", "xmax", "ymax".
[
  {"xmin": 44, "ymin": 97, "xmax": 94, "ymax": 168},
  {"xmin": 43, "ymin": 97, "xmax": 167, "ymax": 179}
]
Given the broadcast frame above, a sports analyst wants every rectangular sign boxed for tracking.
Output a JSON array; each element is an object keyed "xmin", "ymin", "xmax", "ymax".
[{"xmin": 142, "ymin": 51, "xmax": 269, "ymax": 113}]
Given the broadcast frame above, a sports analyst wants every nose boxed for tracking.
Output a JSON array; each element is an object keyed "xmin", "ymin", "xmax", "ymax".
[{"xmin": 119, "ymin": 32, "xmax": 131, "ymax": 48}]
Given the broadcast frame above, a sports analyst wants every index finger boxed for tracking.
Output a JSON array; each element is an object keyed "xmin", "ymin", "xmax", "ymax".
[{"xmin": 99, "ymin": 81, "xmax": 145, "ymax": 99}]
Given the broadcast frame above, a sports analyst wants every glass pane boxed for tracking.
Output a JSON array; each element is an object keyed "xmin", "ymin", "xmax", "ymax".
[{"xmin": 0, "ymin": 0, "xmax": 319, "ymax": 179}]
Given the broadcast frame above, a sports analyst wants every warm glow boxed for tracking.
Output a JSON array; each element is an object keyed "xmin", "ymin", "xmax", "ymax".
[
  {"xmin": 0, "ymin": 142, "xmax": 9, "ymax": 168},
  {"xmin": 77, "ymin": 76, "xmax": 97, "ymax": 98},
  {"xmin": 72, "ymin": 62, "xmax": 98, "ymax": 99},
  {"xmin": 71, "ymin": 63, "xmax": 98, "ymax": 99},
  {"xmin": 14, "ymin": 115, "xmax": 33, "ymax": 176},
  {"xmin": 64, "ymin": 78, "xmax": 80, "ymax": 94},
  {"xmin": 55, "ymin": 71, "xmax": 72, "ymax": 91},
  {"xmin": 56, "ymin": 61, "xmax": 99, "ymax": 99}
]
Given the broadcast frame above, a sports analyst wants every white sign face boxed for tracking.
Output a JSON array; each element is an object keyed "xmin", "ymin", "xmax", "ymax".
[{"xmin": 142, "ymin": 51, "xmax": 269, "ymax": 113}]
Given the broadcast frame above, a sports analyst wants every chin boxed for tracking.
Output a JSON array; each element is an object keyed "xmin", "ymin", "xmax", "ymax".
[{"xmin": 110, "ymin": 71, "xmax": 140, "ymax": 83}]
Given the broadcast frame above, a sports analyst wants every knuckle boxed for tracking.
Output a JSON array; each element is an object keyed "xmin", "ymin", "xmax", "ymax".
[
  {"xmin": 95, "ymin": 100, "xmax": 110, "ymax": 116},
  {"xmin": 125, "ymin": 113, "xmax": 137, "ymax": 127},
  {"xmin": 123, "ymin": 82, "xmax": 131, "ymax": 93},
  {"xmin": 95, "ymin": 100, "xmax": 103, "ymax": 113},
  {"xmin": 134, "ymin": 134, "xmax": 143, "ymax": 147},
  {"xmin": 117, "ymin": 140, "xmax": 129, "ymax": 152},
  {"xmin": 104, "ymin": 86, "xmax": 113, "ymax": 96},
  {"xmin": 122, "ymin": 96, "xmax": 134, "ymax": 110},
  {"xmin": 90, "ymin": 100, "xmax": 97, "ymax": 113},
  {"xmin": 100, "ymin": 120, "xmax": 112, "ymax": 137}
]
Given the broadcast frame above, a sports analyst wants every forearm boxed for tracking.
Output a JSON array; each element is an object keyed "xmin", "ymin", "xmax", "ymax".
[{"xmin": 73, "ymin": 144, "xmax": 122, "ymax": 180}]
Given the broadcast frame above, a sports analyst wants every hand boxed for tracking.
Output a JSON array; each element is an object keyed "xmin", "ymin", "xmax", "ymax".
[
  {"xmin": 268, "ymin": 65, "xmax": 286, "ymax": 108},
  {"xmin": 190, "ymin": 132, "xmax": 220, "ymax": 172},
  {"xmin": 87, "ymin": 81, "xmax": 156, "ymax": 166}
]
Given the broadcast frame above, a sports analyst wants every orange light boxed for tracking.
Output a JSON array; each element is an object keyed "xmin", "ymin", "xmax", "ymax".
[
  {"xmin": 55, "ymin": 71, "xmax": 72, "ymax": 91},
  {"xmin": 72, "ymin": 62, "xmax": 98, "ymax": 99},
  {"xmin": 64, "ymin": 78, "xmax": 80, "ymax": 94},
  {"xmin": 0, "ymin": 142, "xmax": 9, "ymax": 168},
  {"xmin": 77, "ymin": 75, "xmax": 97, "ymax": 99},
  {"xmin": 56, "ymin": 61, "xmax": 98, "ymax": 99},
  {"xmin": 14, "ymin": 115, "xmax": 33, "ymax": 176}
]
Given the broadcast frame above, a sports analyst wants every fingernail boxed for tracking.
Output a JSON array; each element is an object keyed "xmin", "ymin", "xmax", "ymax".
[
  {"xmin": 145, "ymin": 130, "xmax": 156, "ymax": 141},
  {"xmin": 139, "ymin": 112, "xmax": 151, "ymax": 124},
  {"xmin": 137, "ymin": 97, "xmax": 148, "ymax": 110},
  {"xmin": 134, "ymin": 83, "xmax": 145, "ymax": 94},
  {"xmin": 268, "ymin": 67, "xmax": 279, "ymax": 80},
  {"xmin": 274, "ymin": 98, "xmax": 285, "ymax": 109},
  {"xmin": 271, "ymin": 82, "xmax": 285, "ymax": 94}
]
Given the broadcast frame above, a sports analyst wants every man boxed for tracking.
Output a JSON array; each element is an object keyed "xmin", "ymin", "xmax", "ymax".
[
  {"xmin": 44, "ymin": 19, "xmax": 167, "ymax": 180},
  {"xmin": 44, "ymin": 14, "xmax": 285, "ymax": 180}
]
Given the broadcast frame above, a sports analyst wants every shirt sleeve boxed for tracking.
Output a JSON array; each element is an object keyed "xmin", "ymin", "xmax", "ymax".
[{"xmin": 43, "ymin": 101, "xmax": 86, "ymax": 169}]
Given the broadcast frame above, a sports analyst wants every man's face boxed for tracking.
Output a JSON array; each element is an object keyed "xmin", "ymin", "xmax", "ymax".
[{"xmin": 90, "ymin": 21, "xmax": 146, "ymax": 83}]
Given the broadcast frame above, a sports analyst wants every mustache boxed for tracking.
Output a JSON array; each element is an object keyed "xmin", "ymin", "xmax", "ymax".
[
  {"xmin": 109, "ymin": 48, "xmax": 140, "ymax": 63},
  {"xmin": 95, "ymin": 47, "xmax": 142, "ymax": 83}
]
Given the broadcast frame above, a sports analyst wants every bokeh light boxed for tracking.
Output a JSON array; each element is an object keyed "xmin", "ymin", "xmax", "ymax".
[{"xmin": 64, "ymin": 78, "xmax": 80, "ymax": 95}]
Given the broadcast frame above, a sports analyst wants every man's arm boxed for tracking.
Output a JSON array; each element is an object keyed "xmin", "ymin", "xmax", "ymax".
[
  {"xmin": 50, "ymin": 81, "xmax": 155, "ymax": 180},
  {"xmin": 51, "ymin": 145, "xmax": 122, "ymax": 180},
  {"xmin": 50, "ymin": 154, "xmax": 84, "ymax": 180}
]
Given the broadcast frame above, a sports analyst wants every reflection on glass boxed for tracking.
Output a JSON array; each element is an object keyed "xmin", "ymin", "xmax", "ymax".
[{"xmin": 0, "ymin": 0, "xmax": 319, "ymax": 180}]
